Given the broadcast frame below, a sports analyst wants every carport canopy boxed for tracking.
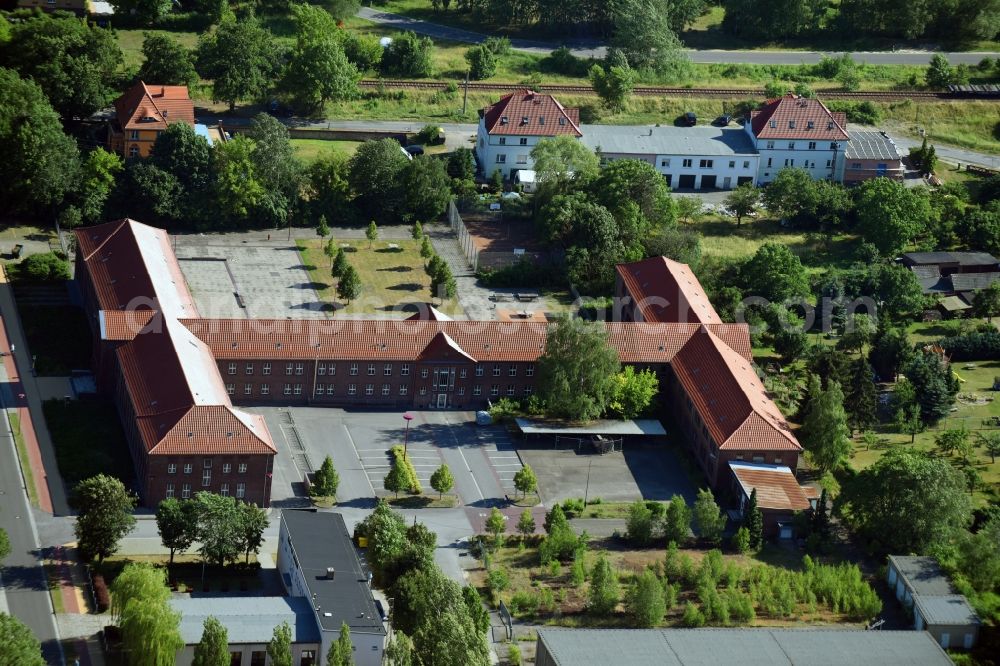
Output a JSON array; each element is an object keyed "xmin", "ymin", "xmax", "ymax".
[{"xmin": 514, "ymin": 418, "xmax": 666, "ymax": 436}]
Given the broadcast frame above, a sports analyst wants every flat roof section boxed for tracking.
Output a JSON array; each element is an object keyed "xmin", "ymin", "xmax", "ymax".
[
  {"xmin": 581, "ymin": 125, "xmax": 757, "ymax": 156},
  {"xmin": 515, "ymin": 418, "xmax": 666, "ymax": 436},
  {"xmin": 171, "ymin": 596, "xmax": 321, "ymax": 645},
  {"xmin": 913, "ymin": 594, "xmax": 981, "ymax": 627},
  {"xmin": 888, "ymin": 556, "xmax": 955, "ymax": 597},
  {"xmin": 537, "ymin": 628, "xmax": 953, "ymax": 666},
  {"xmin": 281, "ymin": 510, "xmax": 386, "ymax": 636}
]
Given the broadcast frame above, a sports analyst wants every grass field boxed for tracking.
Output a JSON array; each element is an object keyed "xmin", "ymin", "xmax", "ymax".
[
  {"xmin": 290, "ymin": 138, "xmax": 364, "ymax": 163},
  {"xmin": 44, "ymin": 399, "xmax": 134, "ymax": 488},
  {"xmin": 296, "ymin": 237, "xmax": 462, "ymax": 315},
  {"xmin": 8, "ymin": 412, "xmax": 39, "ymax": 506},
  {"xmin": 116, "ymin": 28, "xmax": 200, "ymax": 72},
  {"xmin": 848, "ymin": 359, "xmax": 1000, "ymax": 506}
]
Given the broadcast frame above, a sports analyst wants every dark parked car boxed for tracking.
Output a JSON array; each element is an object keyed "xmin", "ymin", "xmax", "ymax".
[
  {"xmin": 404, "ymin": 144, "xmax": 425, "ymax": 156},
  {"xmin": 684, "ymin": 112, "xmax": 697, "ymax": 126},
  {"xmin": 713, "ymin": 114, "xmax": 732, "ymax": 127}
]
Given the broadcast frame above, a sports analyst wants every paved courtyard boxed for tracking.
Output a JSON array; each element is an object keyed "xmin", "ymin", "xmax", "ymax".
[
  {"xmin": 517, "ymin": 441, "xmax": 698, "ymax": 505},
  {"xmin": 176, "ymin": 241, "xmax": 328, "ymax": 319}
]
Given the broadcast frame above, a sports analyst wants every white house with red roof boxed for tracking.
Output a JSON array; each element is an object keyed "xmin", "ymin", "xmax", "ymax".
[
  {"xmin": 744, "ymin": 94, "xmax": 850, "ymax": 185},
  {"xmin": 476, "ymin": 89, "xmax": 583, "ymax": 180}
]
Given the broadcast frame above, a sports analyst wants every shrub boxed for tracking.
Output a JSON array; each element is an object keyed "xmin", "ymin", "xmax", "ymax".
[
  {"xmin": 389, "ymin": 445, "xmax": 421, "ymax": 494},
  {"xmin": 626, "ymin": 500, "xmax": 654, "ymax": 546},
  {"xmin": 732, "ymin": 527, "xmax": 751, "ymax": 554},
  {"xmin": 681, "ymin": 601, "xmax": 705, "ymax": 627},
  {"xmin": 508, "ymin": 590, "xmax": 539, "ymax": 617},
  {"xmin": 561, "ymin": 498, "xmax": 585, "ymax": 518},
  {"xmin": 483, "ymin": 36, "xmax": 512, "ymax": 56},
  {"xmin": 487, "ymin": 567, "xmax": 510, "ymax": 594},
  {"xmin": 18, "ymin": 252, "xmax": 71, "ymax": 282},
  {"xmin": 488, "ymin": 397, "xmax": 521, "ymax": 423},
  {"xmin": 507, "ymin": 642, "xmax": 522, "ymax": 666},
  {"xmin": 940, "ymin": 330, "xmax": 1000, "ymax": 360},
  {"xmin": 92, "ymin": 573, "xmax": 110, "ymax": 612},
  {"xmin": 466, "ymin": 44, "xmax": 498, "ymax": 80}
]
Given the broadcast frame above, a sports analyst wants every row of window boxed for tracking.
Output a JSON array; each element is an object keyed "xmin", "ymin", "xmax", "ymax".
[
  {"xmin": 659, "ymin": 159, "xmax": 752, "ymax": 170},
  {"xmin": 167, "ymin": 462, "xmax": 248, "ymax": 474},
  {"xmin": 763, "ymin": 140, "xmax": 839, "ymax": 151},
  {"xmin": 166, "ymin": 482, "xmax": 245, "ymax": 499},
  {"xmin": 225, "ymin": 362, "xmax": 535, "ymax": 378},
  {"xmin": 497, "ymin": 137, "xmax": 530, "ymax": 146},
  {"xmin": 229, "ymin": 382, "xmax": 536, "ymax": 398},
  {"xmin": 764, "ymin": 157, "xmax": 834, "ymax": 169}
]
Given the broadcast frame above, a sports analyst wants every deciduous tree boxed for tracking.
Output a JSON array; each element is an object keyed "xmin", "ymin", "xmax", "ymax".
[
  {"xmin": 485, "ymin": 507, "xmax": 506, "ymax": 546},
  {"xmin": 801, "ymin": 380, "xmax": 852, "ymax": 473},
  {"xmin": 326, "ymin": 622, "xmax": 354, "ymax": 666},
  {"xmin": 0, "ymin": 69, "xmax": 80, "ymax": 214},
  {"xmin": 627, "ymin": 500, "xmax": 654, "ymax": 546},
  {"xmin": 73, "ymin": 474, "xmax": 137, "ymax": 564},
  {"xmin": 662, "ymin": 495, "xmax": 691, "ymax": 544},
  {"xmin": 856, "ymin": 178, "xmax": 932, "ymax": 256},
  {"xmin": 194, "ymin": 491, "xmax": 242, "ymax": 567},
  {"xmin": 741, "ymin": 242, "xmax": 809, "ymax": 302},
  {"xmin": 465, "ymin": 44, "xmax": 497, "ymax": 80},
  {"xmin": 238, "ymin": 502, "xmax": 269, "ymax": 565},
  {"xmin": 587, "ymin": 553, "xmax": 620, "ymax": 614},
  {"xmin": 192, "ymin": 616, "xmax": 229, "ymax": 666},
  {"xmin": 311, "ymin": 455, "xmax": 340, "ymax": 497},
  {"xmin": 537, "ymin": 317, "xmax": 620, "ymax": 420},
  {"xmin": 608, "ymin": 366, "xmax": 659, "ymax": 419},
  {"xmin": 692, "ymin": 489, "xmax": 725, "ymax": 544},
  {"xmin": 155, "ymin": 497, "xmax": 199, "ymax": 566},
  {"xmin": 400, "ymin": 156, "xmax": 452, "ymax": 222},
  {"xmin": 196, "ymin": 15, "xmax": 280, "ymax": 112},
  {"xmin": 724, "ymin": 182, "xmax": 760, "ymax": 227},
  {"xmin": 337, "ymin": 264, "xmax": 362, "ymax": 303},
  {"xmin": 513, "ymin": 464, "xmax": 538, "ymax": 498},
  {"xmin": 380, "ymin": 31, "xmax": 433, "ymax": 77},
  {"xmin": 0, "ymin": 613, "xmax": 45, "ymax": 666},
  {"xmin": 283, "ymin": 3, "xmax": 360, "ymax": 112},
  {"xmin": 516, "ymin": 509, "xmax": 536, "ymax": 539},
  {"xmin": 430, "ymin": 463, "xmax": 454, "ymax": 499},
  {"xmin": 626, "ymin": 569, "xmax": 666, "ymax": 627},
  {"xmin": 589, "ymin": 62, "xmax": 635, "ymax": 112},
  {"xmin": 839, "ymin": 448, "xmax": 973, "ymax": 554},
  {"xmin": 267, "ymin": 621, "xmax": 293, "ymax": 666},
  {"xmin": 139, "ymin": 33, "xmax": 198, "ymax": 87}
]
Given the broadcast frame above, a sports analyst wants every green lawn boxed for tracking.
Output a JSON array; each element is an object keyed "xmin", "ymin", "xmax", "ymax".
[
  {"xmin": 16, "ymin": 305, "xmax": 92, "ymax": 376},
  {"xmin": 44, "ymin": 399, "xmax": 135, "ymax": 488},
  {"xmin": 116, "ymin": 28, "xmax": 200, "ymax": 72},
  {"xmin": 7, "ymin": 412, "xmax": 39, "ymax": 506},
  {"xmin": 849, "ymin": 360, "xmax": 1000, "ymax": 505},
  {"xmin": 290, "ymin": 138, "xmax": 364, "ymax": 163},
  {"xmin": 296, "ymin": 237, "xmax": 463, "ymax": 315},
  {"xmin": 690, "ymin": 216, "xmax": 862, "ymax": 273}
]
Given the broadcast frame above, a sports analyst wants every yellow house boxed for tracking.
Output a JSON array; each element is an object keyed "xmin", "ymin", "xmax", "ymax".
[{"xmin": 108, "ymin": 81, "xmax": 195, "ymax": 158}]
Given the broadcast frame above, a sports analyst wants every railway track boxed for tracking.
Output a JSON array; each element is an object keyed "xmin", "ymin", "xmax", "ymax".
[{"xmin": 358, "ymin": 79, "xmax": 994, "ymax": 101}]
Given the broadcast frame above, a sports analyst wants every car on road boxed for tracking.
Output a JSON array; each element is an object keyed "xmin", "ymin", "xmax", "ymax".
[
  {"xmin": 684, "ymin": 112, "xmax": 697, "ymax": 126},
  {"xmin": 404, "ymin": 144, "xmax": 425, "ymax": 156},
  {"xmin": 713, "ymin": 114, "xmax": 732, "ymax": 126}
]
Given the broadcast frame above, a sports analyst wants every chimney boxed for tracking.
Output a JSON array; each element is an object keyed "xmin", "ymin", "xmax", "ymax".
[{"xmin": 326, "ymin": 567, "xmax": 336, "ymax": 580}]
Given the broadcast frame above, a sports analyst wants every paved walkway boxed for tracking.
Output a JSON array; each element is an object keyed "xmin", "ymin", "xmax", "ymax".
[
  {"xmin": 425, "ymin": 225, "xmax": 498, "ymax": 320},
  {"xmin": 356, "ymin": 6, "xmax": 999, "ymax": 64}
]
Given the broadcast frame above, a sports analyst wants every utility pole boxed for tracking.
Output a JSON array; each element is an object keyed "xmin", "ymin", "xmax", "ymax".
[{"xmin": 462, "ymin": 68, "xmax": 470, "ymax": 116}]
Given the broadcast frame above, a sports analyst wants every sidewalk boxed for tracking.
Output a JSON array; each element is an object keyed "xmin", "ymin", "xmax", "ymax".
[{"xmin": 0, "ymin": 272, "xmax": 61, "ymax": 514}]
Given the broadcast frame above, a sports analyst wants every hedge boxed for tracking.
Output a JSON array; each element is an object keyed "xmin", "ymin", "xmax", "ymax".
[{"xmin": 939, "ymin": 330, "xmax": 1000, "ymax": 360}]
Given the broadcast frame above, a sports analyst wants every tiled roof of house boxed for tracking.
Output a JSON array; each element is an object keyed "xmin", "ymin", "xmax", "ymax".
[
  {"xmin": 77, "ymin": 219, "xmax": 198, "ymax": 319},
  {"xmin": 113, "ymin": 81, "xmax": 195, "ymax": 132},
  {"xmin": 481, "ymin": 90, "xmax": 582, "ymax": 137},
  {"xmin": 181, "ymin": 319, "xmax": 752, "ymax": 365},
  {"xmin": 405, "ymin": 304, "xmax": 454, "ymax": 321},
  {"xmin": 672, "ymin": 327, "xmax": 801, "ymax": 452},
  {"xmin": 616, "ymin": 257, "xmax": 722, "ymax": 324},
  {"xmin": 99, "ymin": 309, "xmax": 156, "ymax": 341},
  {"xmin": 729, "ymin": 462, "xmax": 811, "ymax": 511},
  {"xmin": 750, "ymin": 95, "xmax": 848, "ymax": 141}
]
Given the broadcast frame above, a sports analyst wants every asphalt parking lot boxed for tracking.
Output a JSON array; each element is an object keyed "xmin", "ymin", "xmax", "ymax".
[
  {"xmin": 251, "ymin": 407, "xmax": 526, "ymax": 506},
  {"xmin": 517, "ymin": 440, "xmax": 698, "ymax": 505}
]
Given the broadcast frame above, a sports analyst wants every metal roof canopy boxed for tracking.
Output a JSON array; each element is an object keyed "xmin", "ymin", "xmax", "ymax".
[{"xmin": 515, "ymin": 418, "xmax": 666, "ymax": 436}]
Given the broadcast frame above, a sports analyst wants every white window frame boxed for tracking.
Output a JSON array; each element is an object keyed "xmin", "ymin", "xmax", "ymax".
[
  {"xmin": 166, "ymin": 483, "xmax": 175, "ymax": 498},
  {"xmin": 261, "ymin": 384, "xmax": 270, "ymax": 396},
  {"xmin": 293, "ymin": 384, "xmax": 302, "ymax": 395},
  {"xmin": 382, "ymin": 383, "xmax": 390, "ymax": 396},
  {"xmin": 202, "ymin": 469, "xmax": 211, "ymax": 487},
  {"xmin": 167, "ymin": 464, "xmax": 177, "ymax": 474},
  {"xmin": 283, "ymin": 384, "xmax": 292, "ymax": 396},
  {"xmin": 350, "ymin": 363, "xmax": 358, "ymax": 376},
  {"xmin": 384, "ymin": 363, "xmax": 392, "ymax": 376},
  {"xmin": 245, "ymin": 363, "xmax": 253, "ymax": 375},
  {"xmin": 236, "ymin": 483, "xmax": 245, "ymax": 499},
  {"xmin": 238, "ymin": 463, "xmax": 247, "ymax": 474},
  {"xmin": 228, "ymin": 362, "xmax": 237, "ymax": 375},
  {"xmin": 473, "ymin": 385, "xmax": 482, "ymax": 396},
  {"xmin": 220, "ymin": 483, "xmax": 229, "ymax": 497},
  {"xmin": 182, "ymin": 483, "xmax": 191, "ymax": 499},
  {"xmin": 317, "ymin": 364, "xmax": 326, "ymax": 376},
  {"xmin": 491, "ymin": 385, "xmax": 499, "ymax": 396},
  {"xmin": 262, "ymin": 363, "xmax": 271, "ymax": 375},
  {"xmin": 399, "ymin": 385, "xmax": 408, "ymax": 396},
  {"xmin": 223, "ymin": 463, "xmax": 231, "ymax": 474},
  {"xmin": 348, "ymin": 384, "xmax": 357, "ymax": 395},
  {"xmin": 285, "ymin": 363, "xmax": 294, "ymax": 376},
  {"xmin": 295, "ymin": 362, "xmax": 304, "ymax": 376},
  {"xmin": 401, "ymin": 364, "xmax": 410, "ymax": 376},
  {"xmin": 244, "ymin": 384, "xmax": 252, "ymax": 396},
  {"xmin": 184, "ymin": 463, "xmax": 193, "ymax": 474},
  {"xmin": 365, "ymin": 384, "xmax": 374, "ymax": 396}
]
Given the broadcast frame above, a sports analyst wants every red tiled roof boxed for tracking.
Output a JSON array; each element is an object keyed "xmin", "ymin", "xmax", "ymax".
[
  {"xmin": 750, "ymin": 95, "xmax": 848, "ymax": 141},
  {"xmin": 99, "ymin": 310, "xmax": 156, "ymax": 341},
  {"xmin": 729, "ymin": 462, "xmax": 811, "ymax": 512},
  {"xmin": 405, "ymin": 304, "xmax": 453, "ymax": 321},
  {"xmin": 673, "ymin": 327, "xmax": 800, "ymax": 452},
  {"xmin": 616, "ymin": 257, "xmax": 721, "ymax": 324},
  {"xmin": 76, "ymin": 219, "xmax": 198, "ymax": 319},
  {"xmin": 113, "ymin": 81, "xmax": 195, "ymax": 132},
  {"xmin": 140, "ymin": 405, "xmax": 275, "ymax": 456},
  {"xmin": 181, "ymin": 319, "xmax": 752, "ymax": 365},
  {"xmin": 481, "ymin": 90, "xmax": 582, "ymax": 137}
]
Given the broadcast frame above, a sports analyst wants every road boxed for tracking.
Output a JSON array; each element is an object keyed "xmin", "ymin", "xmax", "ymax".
[
  {"xmin": 0, "ymin": 340, "xmax": 63, "ymax": 664},
  {"xmin": 357, "ymin": 7, "xmax": 1000, "ymax": 65}
]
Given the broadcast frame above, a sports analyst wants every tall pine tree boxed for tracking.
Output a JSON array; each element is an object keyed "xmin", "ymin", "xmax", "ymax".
[
  {"xmin": 801, "ymin": 380, "xmax": 852, "ymax": 474},
  {"xmin": 847, "ymin": 359, "xmax": 878, "ymax": 434},
  {"xmin": 742, "ymin": 487, "xmax": 764, "ymax": 551}
]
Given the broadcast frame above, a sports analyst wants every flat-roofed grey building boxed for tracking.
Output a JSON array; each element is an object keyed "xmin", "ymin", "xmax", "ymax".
[
  {"xmin": 887, "ymin": 555, "xmax": 981, "ymax": 649},
  {"xmin": 535, "ymin": 628, "xmax": 954, "ymax": 666}
]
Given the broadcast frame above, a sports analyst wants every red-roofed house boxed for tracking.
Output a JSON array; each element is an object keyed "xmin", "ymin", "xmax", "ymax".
[
  {"xmin": 476, "ymin": 89, "xmax": 582, "ymax": 180},
  {"xmin": 108, "ymin": 81, "xmax": 196, "ymax": 158},
  {"xmin": 729, "ymin": 462, "xmax": 814, "ymax": 538},
  {"xmin": 745, "ymin": 94, "xmax": 849, "ymax": 185}
]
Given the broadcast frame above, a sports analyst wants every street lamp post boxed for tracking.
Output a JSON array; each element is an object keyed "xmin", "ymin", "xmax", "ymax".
[{"xmin": 402, "ymin": 412, "xmax": 414, "ymax": 456}]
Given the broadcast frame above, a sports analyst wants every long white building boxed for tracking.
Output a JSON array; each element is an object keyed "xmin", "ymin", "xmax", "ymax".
[{"xmin": 475, "ymin": 91, "xmax": 900, "ymax": 190}]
